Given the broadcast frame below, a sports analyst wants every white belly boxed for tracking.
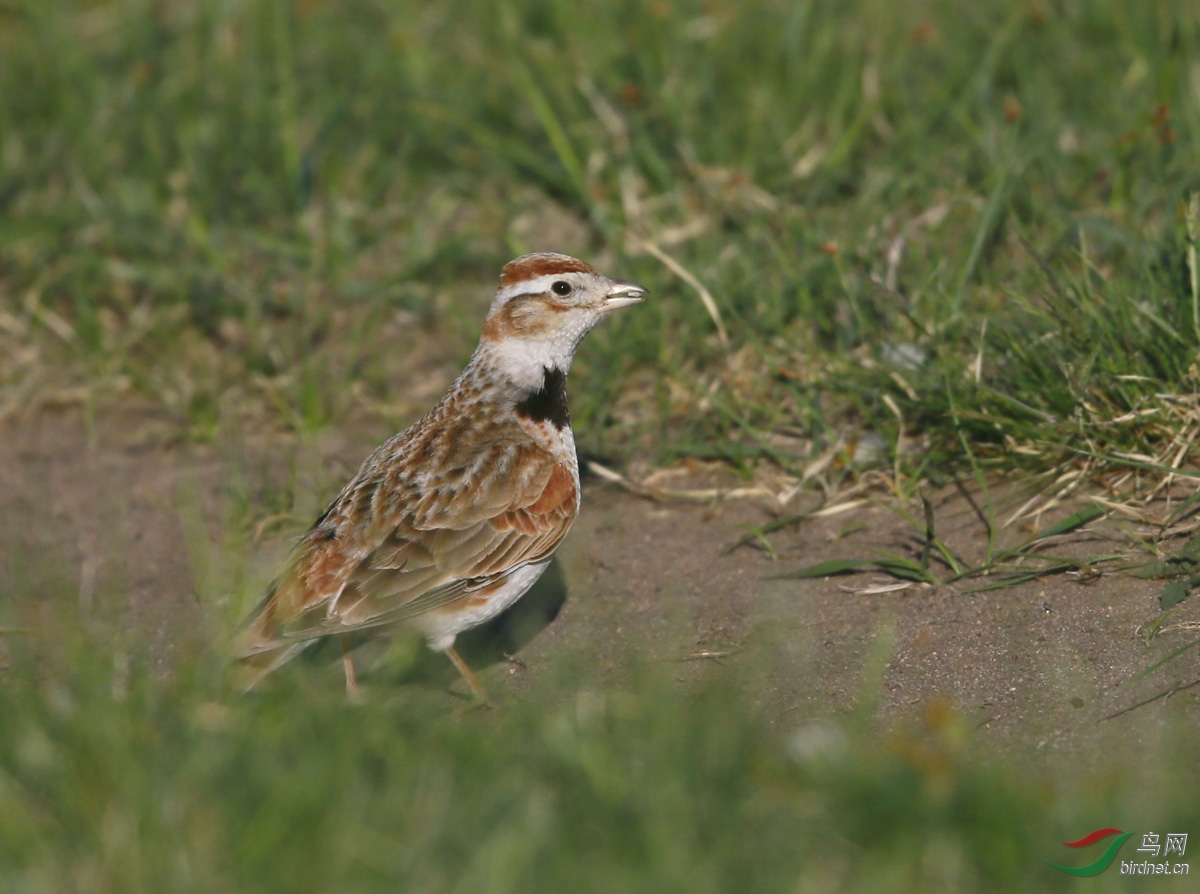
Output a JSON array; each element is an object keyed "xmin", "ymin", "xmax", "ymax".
[{"xmin": 415, "ymin": 560, "xmax": 551, "ymax": 652}]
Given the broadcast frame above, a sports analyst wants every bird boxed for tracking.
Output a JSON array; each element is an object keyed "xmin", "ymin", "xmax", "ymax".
[{"xmin": 238, "ymin": 252, "xmax": 646, "ymax": 700}]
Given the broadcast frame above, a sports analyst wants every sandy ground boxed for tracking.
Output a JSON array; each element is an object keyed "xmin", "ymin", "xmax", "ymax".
[{"xmin": 2, "ymin": 407, "xmax": 1198, "ymax": 769}]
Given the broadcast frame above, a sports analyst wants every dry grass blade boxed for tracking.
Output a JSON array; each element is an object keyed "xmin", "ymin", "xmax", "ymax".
[
  {"xmin": 629, "ymin": 238, "xmax": 729, "ymax": 349},
  {"xmin": 1087, "ymin": 496, "xmax": 1159, "ymax": 524},
  {"xmin": 1002, "ymin": 466, "xmax": 1088, "ymax": 528},
  {"xmin": 1153, "ymin": 621, "xmax": 1200, "ymax": 637},
  {"xmin": 651, "ymin": 649, "xmax": 740, "ymax": 664},
  {"xmin": 587, "ymin": 461, "xmax": 771, "ymax": 503},
  {"xmin": 810, "ymin": 499, "xmax": 869, "ymax": 518},
  {"xmin": 837, "ymin": 581, "xmax": 916, "ymax": 595}
]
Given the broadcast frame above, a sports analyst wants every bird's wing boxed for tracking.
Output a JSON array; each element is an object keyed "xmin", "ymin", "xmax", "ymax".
[{"xmin": 240, "ymin": 444, "xmax": 576, "ymax": 656}]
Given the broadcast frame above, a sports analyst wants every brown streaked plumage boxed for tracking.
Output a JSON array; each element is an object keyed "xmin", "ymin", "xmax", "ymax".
[{"xmin": 239, "ymin": 252, "xmax": 646, "ymax": 700}]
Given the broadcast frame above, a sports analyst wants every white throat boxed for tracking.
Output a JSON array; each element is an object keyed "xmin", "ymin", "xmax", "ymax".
[{"xmin": 475, "ymin": 320, "xmax": 593, "ymax": 394}]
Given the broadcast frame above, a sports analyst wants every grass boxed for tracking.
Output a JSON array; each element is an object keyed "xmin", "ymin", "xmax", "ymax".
[
  {"xmin": 3, "ymin": 0, "xmax": 1200, "ymax": 889},
  {"xmin": 1, "ymin": 562, "xmax": 1198, "ymax": 893},
  {"xmin": 2, "ymin": 0, "xmax": 1199, "ymax": 480},
  {"xmin": 769, "ymin": 503, "xmax": 1117, "ymax": 589}
]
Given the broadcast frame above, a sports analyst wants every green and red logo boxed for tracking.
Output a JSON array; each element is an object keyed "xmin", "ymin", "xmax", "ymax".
[
  {"xmin": 1045, "ymin": 828, "xmax": 1134, "ymax": 876},
  {"xmin": 1047, "ymin": 828, "xmax": 1190, "ymax": 876}
]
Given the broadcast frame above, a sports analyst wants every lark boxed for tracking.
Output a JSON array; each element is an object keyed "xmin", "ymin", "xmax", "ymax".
[{"xmin": 239, "ymin": 253, "xmax": 646, "ymax": 700}]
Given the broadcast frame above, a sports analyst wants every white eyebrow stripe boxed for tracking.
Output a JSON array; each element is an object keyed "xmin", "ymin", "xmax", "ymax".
[{"xmin": 495, "ymin": 273, "xmax": 580, "ymax": 303}]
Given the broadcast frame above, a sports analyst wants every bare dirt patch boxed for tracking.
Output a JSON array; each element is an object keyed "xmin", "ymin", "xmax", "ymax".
[{"xmin": 2, "ymin": 408, "xmax": 1197, "ymax": 767}]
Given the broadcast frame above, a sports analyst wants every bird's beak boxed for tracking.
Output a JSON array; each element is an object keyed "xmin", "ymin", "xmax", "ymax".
[{"xmin": 601, "ymin": 279, "xmax": 648, "ymax": 312}]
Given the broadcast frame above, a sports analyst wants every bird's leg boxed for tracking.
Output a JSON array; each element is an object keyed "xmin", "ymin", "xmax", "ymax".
[
  {"xmin": 339, "ymin": 635, "xmax": 359, "ymax": 695},
  {"xmin": 445, "ymin": 646, "xmax": 490, "ymax": 705}
]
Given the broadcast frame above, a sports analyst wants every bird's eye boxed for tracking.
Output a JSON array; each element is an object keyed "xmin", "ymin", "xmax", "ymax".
[{"xmin": 551, "ymin": 280, "xmax": 572, "ymax": 296}]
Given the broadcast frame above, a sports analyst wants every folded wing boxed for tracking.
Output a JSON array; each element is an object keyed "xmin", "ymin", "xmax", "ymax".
[{"xmin": 241, "ymin": 441, "xmax": 577, "ymax": 657}]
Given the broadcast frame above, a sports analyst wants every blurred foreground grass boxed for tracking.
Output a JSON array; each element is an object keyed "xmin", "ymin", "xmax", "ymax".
[
  {"xmin": 1, "ymin": 590, "xmax": 1197, "ymax": 892},
  {"xmin": 1, "ymin": 0, "xmax": 1199, "ymax": 485}
]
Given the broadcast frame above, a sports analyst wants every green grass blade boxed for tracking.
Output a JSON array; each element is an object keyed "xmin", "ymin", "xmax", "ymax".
[
  {"xmin": 1018, "ymin": 505, "xmax": 1106, "ymax": 550},
  {"xmin": 768, "ymin": 559, "xmax": 868, "ymax": 580},
  {"xmin": 1116, "ymin": 637, "xmax": 1200, "ymax": 689}
]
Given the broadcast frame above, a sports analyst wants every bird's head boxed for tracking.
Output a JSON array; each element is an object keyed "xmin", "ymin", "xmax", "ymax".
[{"xmin": 476, "ymin": 252, "xmax": 647, "ymax": 392}]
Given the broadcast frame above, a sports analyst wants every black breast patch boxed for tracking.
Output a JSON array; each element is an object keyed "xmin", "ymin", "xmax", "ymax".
[{"xmin": 515, "ymin": 366, "xmax": 570, "ymax": 430}]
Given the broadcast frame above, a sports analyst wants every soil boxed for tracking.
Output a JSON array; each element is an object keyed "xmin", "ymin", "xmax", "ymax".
[{"xmin": 2, "ymin": 407, "xmax": 1198, "ymax": 769}]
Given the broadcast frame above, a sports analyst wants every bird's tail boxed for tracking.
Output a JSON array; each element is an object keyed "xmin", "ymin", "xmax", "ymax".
[
  {"xmin": 233, "ymin": 637, "xmax": 319, "ymax": 693},
  {"xmin": 231, "ymin": 575, "xmax": 317, "ymax": 692}
]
